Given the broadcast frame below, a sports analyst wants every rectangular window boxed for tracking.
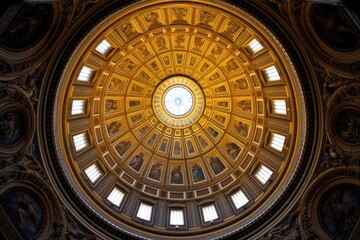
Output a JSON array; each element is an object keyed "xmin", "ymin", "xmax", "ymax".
[
  {"xmin": 248, "ymin": 39, "xmax": 263, "ymax": 54},
  {"xmin": 107, "ymin": 187, "xmax": 125, "ymax": 207},
  {"xmin": 264, "ymin": 66, "xmax": 280, "ymax": 81},
  {"xmin": 136, "ymin": 202, "xmax": 153, "ymax": 221},
  {"xmin": 84, "ymin": 163, "xmax": 102, "ymax": 183},
  {"xmin": 96, "ymin": 39, "xmax": 112, "ymax": 55},
  {"xmin": 169, "ymin": 209, "xmax": 184, "ymax": 226},
  {"xmin": 270, "ymin": 132, "xmax": 286, "ymax": 152},
  {"xmin": 71, "ymin": 99, "xmax": 86, "ymax": 115},
  {"xmin": 231, "ymin": 189, "xmax": 249, "ymax": 209},
  {"xmin": 201, "ymin": 204, "xmax": 219, "ymax": 222},
  {"xmin": 255, "ymin": 164, "xmax": 273, "ymax": 185},
  {"xmin": 73, "ymin": 133, "xmax": 88, "ymax": 152},
  {"xmin": 271, "ymin": 99, "xmax": 287, "ymax": 115},
  {"xmin": 78, "ymin": 66, "xmax": 93, "ymax": 82}
]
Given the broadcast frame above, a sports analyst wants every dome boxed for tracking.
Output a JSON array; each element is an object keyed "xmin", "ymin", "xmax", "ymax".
[
  {"xmin": 5, "ymin": 0, "xmax": 360, "ymax": 239},
  {"xmin": 51, "ymin": 0, "xmax": 309, "ymax": 239}
]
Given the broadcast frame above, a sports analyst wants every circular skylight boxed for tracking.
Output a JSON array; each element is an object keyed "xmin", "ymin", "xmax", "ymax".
[
  {"xmin": 164, "ymin": 86, "xmax": 194, "ymax": 116},
  {"xmin": 153, "ymin": 76, "xmax": 204, "ymax": 128}
]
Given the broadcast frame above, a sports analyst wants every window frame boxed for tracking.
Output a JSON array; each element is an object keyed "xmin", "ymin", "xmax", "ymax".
[
  {"xmin": 268, "ymin": 98, "xmax": 290, "ymax": 119},
  {"xmin": 246, "ymin": 38, "xmax": 265, "ymax": 56},
  {"xmin": 76, "ymin": 65, "xmax": 97, "ymax": 85},
  {"xmin": 258, "ymin": 63, "xmax": 283, "ymax": 86},
  {"xmin": 83, "ymin": 162, "xmax": 104, "ymax": 185},
  {"xmin": 229, "ymin": 188, "xmax": 250, "ymax": 211},
  {"xmin": 95, "ymin": 39, "xmax": 113, "ymax": 56},
  {"xmin": 268, "ymin": 131, "xmax": 286, "ymax": 153},
  {"xmin": 200, "ymin": 203, "xmax": 220, "ymax": 224},
  {"xmin": 253, "ymin": 163, "xmax": 274, "ymax": 185},
  {"xmin": 106, "ymin": 186, "xmax": 126, "ymax": 208},
  {"xmin": 167, "ymin": 206, "xmax": 188, "ymax": 229},
  {"xmin": 70, "ymin": 98, "xmax": 88, "ymax": 117},
  {"xmin": 72, "ymin": 131, "xmax": 91, "ymax": 154},
  {"xmin": 135, "ymin": 201, "xmax": 154, "ymax": 223}
]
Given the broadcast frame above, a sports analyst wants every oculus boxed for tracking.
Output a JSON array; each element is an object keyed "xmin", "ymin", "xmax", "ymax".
[
  {"xmin": 164, "ymin": 86, "xmax": 194, "ymax": 117},
  {"xmin": 153, "ymin": 76, "xmax": 204, "ymax": 128}
]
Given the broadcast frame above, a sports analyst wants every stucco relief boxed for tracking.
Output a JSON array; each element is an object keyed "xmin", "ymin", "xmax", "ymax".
[
  {"xmin": 327, "ymin": 83, "xmax": 360, "ymax": 154},
  {"xmin": 299, "ymin": 168, "xmax": 360, "ymax": 240},
  {"xmin": 0, "ymin": 85, "xmax": 35, "ymax": 157},
  {"xmin": 0, "ymin": 172, "xmax": 64, "ymax": 240}
]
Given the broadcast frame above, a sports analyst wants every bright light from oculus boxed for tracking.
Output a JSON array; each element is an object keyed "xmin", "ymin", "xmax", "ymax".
[{"xmin": 164, "ymin": 86, "xmax": 193, "ymax": 116}]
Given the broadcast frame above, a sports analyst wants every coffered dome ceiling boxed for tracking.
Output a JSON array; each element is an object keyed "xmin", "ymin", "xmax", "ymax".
[{"xmin": 48, "ymin": 0, "xmax": 313, "ymax": 239}]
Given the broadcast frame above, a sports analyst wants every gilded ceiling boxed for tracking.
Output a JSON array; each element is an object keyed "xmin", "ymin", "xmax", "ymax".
[
  {"xmin": 4, "ymin": 0, "xmax": 360, "ymax": 239},
  {"xmin": 53, "ymin": 0, "xmax": 307, "ymax": 239}
]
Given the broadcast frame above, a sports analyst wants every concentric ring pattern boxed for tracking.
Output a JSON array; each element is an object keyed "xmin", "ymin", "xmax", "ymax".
[
  {"xmin": 153, "ymin": 76, "xmax": 204, "ymax": 128},
  {"xmin": 54, "ymin": 1, "xmax": 306, "ymax": 238}
]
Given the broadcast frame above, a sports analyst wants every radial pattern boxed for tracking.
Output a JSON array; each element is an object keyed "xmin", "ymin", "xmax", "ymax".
[
  {"xmin": 54, "ymin": 1, "xmax": 306, "ymax": 239},
  {"xmin": 164, "ymin": 86, "xmax": 194, "ymax": 116}
]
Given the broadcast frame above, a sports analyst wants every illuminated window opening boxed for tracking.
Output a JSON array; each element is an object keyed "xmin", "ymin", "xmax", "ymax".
[
  {"xmin": 270, "ymin": 132, "xmax": 286, "ymax": 151},
  {"xmin": 73, "ymin": 133, "xmax": 88, "ymax": 152},
  {"xmin": 107, "ymin": 187, "xmax": 125, "ymax": 207},
  {"xmin": 169, "ymin": 209, "xmax": 185, "ymax": 226},
  {"xmin": 264, "ymin": 66, "xmax": 280, "ymax": 81},
  {"xmin": 84, "ymin": 163, "xmax": 102, "ymax": 183},
  {"xmin": 231, "ymin": 189, "xmax": 249, "ymax": 209},
  {"xmin": 71, "ymin": 99, "xmax": 86, "ymax": 115},
  {"xmin": 255, "ymin": 164, "xmax": 273, "ymax": 184},
  {"xmin": 136, "ymin": 202, "xmax": 153, "ymax": 221},
  {"xmin": 271, "ymin": 99, "xmax": 287, "ymax": 115},
  {"xmin": 78, "ymin": 66, "xmax": 93, "ymax": 82},
  {"xmin": 96, "ymin": 39, "xmax": 112, "ymax": 55},
  {"xmin": 164, "ymin": 86, "xmax": 194, "ymax": 116},
  {"xmin": 248, "ymin": 39, "xmax": 263, "ymax": 54},
  {"xmin": 201, "ymin": 204, "xmax": 219, "ymax": 222}
]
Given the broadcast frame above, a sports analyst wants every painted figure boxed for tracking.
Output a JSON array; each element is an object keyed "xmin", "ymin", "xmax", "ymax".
[
  {"xmin": 192, "ymin": 164, "xmax": 206, "ymax": 183},
  {"xmin": 170, "ymin": 166, "xmax": 183, "ymax": 184},
  {"xmin": 210, "ymin": 157, "xmax": 226, "ymax": 175},
  {"xmin": 129, "ymin": 153, "xmax": 144, "ymax": 172}
]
